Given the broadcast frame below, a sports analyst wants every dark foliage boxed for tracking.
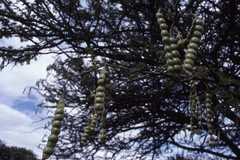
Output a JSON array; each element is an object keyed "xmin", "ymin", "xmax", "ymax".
[
  {"xmin": 0, "ymin": 0, "xmax": 239, "ymax": 159},
  {"xmin": 0, "ymin": 140, "xmax": 37, "ymax": 160}
]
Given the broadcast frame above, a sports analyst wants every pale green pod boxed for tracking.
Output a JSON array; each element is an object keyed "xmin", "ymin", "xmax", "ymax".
[
  {"xmin": 193, "ymin": 31, "xmax": 202, "ymax": 37},
  {"xmin": 161, "ymin": 30, "xmax": 169, "ymax": 37},
  {"xmin": 187, "ymin": 48, "xmax": 197, "ymax": 55},
  {"xmin": 95, "ymin": 97, "xmax": 105, "ymax": 103},
  {"xmin": 172, "ymin": 57, "xmax": 181, "ymax": 65},
  {"xmin": 171, "ymin": 50, "xmax": 180, "ymax": 57},
  {"xmin": 165, "ymin": 52, "xmax": 174, "ymax": 59},
  {"xmin": 48, "ymin": 135, "xmax": 58, "ymax": 143},
  {"xmin": 164, "ymin": 45, "xmax": 172, "ymax": 52},
  {"xmin": 195, "ymin": 19, "xmax": 204, "ymax": 25},
  {"xmin": 52, "ymin": 120, "xmax": 61, "ymax": 128},
  {"xmin": 96, "ymin": 92, "xmax": 105, "ymax": 98},
  {"xmin": 96, "ymin": 86, "xmax": 105, "ymax": 92},
  {"xmin": 157, "ymin": 18, "xmax": 166, "ymax": 24},
  {"xmin": 183, "ymin": 63, "xmax": 193, "ymax": 70},
  {"xmin": 173, "ymin": 65, "xmax": 182, "ymax": 70},
  {"xmin": 191, "ymin": 37, "xmax": 201, "ymax": 44},
  {"xmin": 162, "ymin": 37, "xmax": 170, "ymax": 44},
  {"xmin": 156, "ymin": 11, "xmax": 164, "ymax": 18},
  {"xmin": 160, "ymin": 23, "xmax": 168, "ymax": 30},
  {"xmin": 42, "ymin": 147, "xmax": 54, "ymax": 159},
  {"xmin": 188, "ymin": 42, "xmax": 199, "ymax": 50},
  {"xmin": 51, "ymin": 127, "xmax": 60, "ymax": 135},
  {"xmin": 167, "ymin": 66, "xmax": 175, "ymax": 72},
  {"xmin": 54, "ymin": 114, "xmax": 64, "ymax": 121},
  {"xmin": 194, "ymin": 24, "xmax": 204, "ymax": 32},
  {"xmin": 167, "ymin": 59, "xmax": 175, "ymax": 66},
  {"xmin": 97, "ymin": 78, "xmax": 105, "ymax": 85},
  {"xmin": 184, "ymin": 58, "xmax": 194, "ymax": 66}
]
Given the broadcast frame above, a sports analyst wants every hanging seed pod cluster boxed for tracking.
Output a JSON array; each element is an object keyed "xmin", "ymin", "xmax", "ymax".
[
  {"xmin": 81, "ymin": 69, "xmax": 107, "ymax": 144},
  {"xmin": 156, "ymin": 9, "xmax": 181, "ymax": 73},
  {"xmin": 42, "ymin": 98, "xmax": 65, "ymax": 160},
  {"xmin": 183, "ymin": 19, "xmax": 204, "ymax": 75}
]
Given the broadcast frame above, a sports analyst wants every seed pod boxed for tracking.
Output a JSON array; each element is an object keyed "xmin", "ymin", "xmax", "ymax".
[
  {"xmin": 161, "ymin": 30, "xmax": 169, "ymax": 37},
  {"xmin": 52, "ymin": 121, "xmax": 61, "ymax": 128},
  {"xmin": 193, "ymin": 31, "xmax": 202, "ymax": 37},
  {"xmin": 164, "ymin": 46, "xmax": 172, "ymax": 52},
  {"xmin": 172, "ymin": 58, "xmax": 181, "ymax": 64},
  {"xmin": 160, "ymin": 23, "xmax": 168, "ymax": 30},
  {"xmin": 42, "ymin": 99, "xmax": 65, "ymax": 160},
  {"xmin": 194, "ymin": 24, "xmax": 204, "ymax": 32},
  {"xmin": 99, "ymin": 129, "xmax": 107, "ymax": 143},
  {"xmin": 51, "ymin": 128, "xmax": 60, "ymax": 135},
  {"xmin": 173, "ymin": 65, "xmax": 181, "ymax": 70},
  {"xmin": 188, "ymin": 43, "xmax": 199, "ymax": 50},
  {"xmin": 184, "ymin": 58, "xmax": 194, "ymax": 66},
  {"xmin": 165, "ymin": 52, "xmax": 173, "ymax": 59},
  {"xmin": 162, "ymin": 36, "xmax": 170, "ymax": 44},
  {"xmin": 185, "ymin": 53, "xmax": 196, "ymax": 60},
  {"xmin": 167, "ymin": 66, "xmax": 175, "ymax": 72},
  {"xmin": 191, "ymin": 37, "xmax": 201, "ymax": 44},
  {"xmin": 96, "ymin": 86, "xmax": 105, "ymax": 92},
  {"xmin": 53, "ymin": 114, "xmax": 64, "ymax": 121},
  {"xmin": 95, "ymin": 97, "xmax": 105, "ymax": 103},
  {"xmin": 183, "ymin": 63, "xmax": 193, "ymax": 70},
  {"xmin": 96, "ymin": 92, "xmax": 105, "ymax": 98},
  {"xmin": 97, "ymin": 78, "xmax": 105, "ymax": 85}
]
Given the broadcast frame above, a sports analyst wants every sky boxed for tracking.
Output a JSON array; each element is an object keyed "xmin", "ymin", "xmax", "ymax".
[{"xmin": 0, "ymin": 38, "xmax": 54, "ymax": 158}]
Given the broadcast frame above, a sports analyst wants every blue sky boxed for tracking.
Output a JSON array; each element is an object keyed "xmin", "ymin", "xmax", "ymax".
[{"xmin": 0, "ymin": 38, "xmax": 54, "ymax": 158}]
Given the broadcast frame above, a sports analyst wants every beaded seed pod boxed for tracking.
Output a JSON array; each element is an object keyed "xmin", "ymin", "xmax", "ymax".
[
  {"xmin": 42, "ymin": 98, "xmax": 65, "ymax": 160},
  {"xmin": 156, "ymin": 9, "xmax": 181, "ymax": 73},
  {"xmin": 205, "ymin": 92, "xmax": 217, "ymax": 145},
  {"xmin": 183, "ymin": 18, "xmax": 204, "ymax": 75},
  {"xmin": 81, "ymin": 69, "xmax": 107, "ymax": 143}
]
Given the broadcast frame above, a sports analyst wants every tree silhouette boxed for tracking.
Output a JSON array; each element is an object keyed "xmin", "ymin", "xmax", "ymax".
[{"xmin": 0, "ymin": 0, "xmax": 239, "ymax": 159}]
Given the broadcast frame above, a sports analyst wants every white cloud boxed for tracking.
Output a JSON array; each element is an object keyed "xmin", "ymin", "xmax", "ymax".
[
  {"xmin": 0, "ymin": 55, "xmax": 54, "ymax": 100},
  {"xmin": 0, "ymin": 103, "xmax": 46, "ymax": 158}
]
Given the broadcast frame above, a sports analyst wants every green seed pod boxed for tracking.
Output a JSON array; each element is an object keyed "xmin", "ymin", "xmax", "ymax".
[
  {"xmin": 187, "ymin": 48, "xmax": 197, "ymax": 55},
  {"xmin": 164, "ymin": 45, "xmax": 172, "ymax": 52},
  {"xmin": 51, "ymin": 127, "xmax": 60, "ymax": 135},
  {"xmin": 188, "ymin": 42, "xmax": 199, "ymax": 50},
  {"xmin": 96, "ymin": 92, "xmax": 105, "ymax": 98},
  {"xmin": 54, "ymin": 114, "xmax": 64, "ymax": 121},
  {"xmin": 157, "ymin": 17, "xmax": 165, "ymax": 24},
  {"xmin": 52, "ymin": 120, "xmax": 61, "ymax": 128},
  {"xmin": 167, "ymin": 66, "xmax": 175, "ymax": 72},
  {"xmin": 161, "ymin": 30, "xmax": 169, "ymax": 37},
  {"xmin": 167, "ymin": 59, "xmax": 175, "ymax": 66},
  {"xmin": 48, "ymin": 135, "xmax": 58, "ymax": 144},
  {"xmin": 160, "ymin": 23, "xmax": 168, "ymax": 30},
  {"xmin": 95, "ymin": 97, "xmax": 105, "ymax": 103},
  {"xmin": 183, "ymin": 63, "xmax": 193, "ymax": 70},
  {"xmin": 84, "ymin": 126, "xmax": 93, "ymax": 135},
  {"xmin": 96, "ymin": 86, "xmax": 105, "ymax": 93},
  {"xmin": 170, "ymin": 51, "xmax": 179, "ymax": 57},
  {"xmin": 170, "ymin": 43, "xmax": 177, "ymax": 50},
  {"xmin": 184, "ymin": 58, "xmax": 194, "ymax": 66},
  {"xmin": 97, "ymin": 78, "xmax": 105, "ymax": 85},
  {"xmin": 172, "ymin": 57, "xmax": 181, "ymax": 64},
  {"xmin": 185, "ymin": 53, "xmax": 196, "ymax": 60},
  {"xmin": 42, "ymin": 147, "xmax": 54, "ymax": 159},
  {"xmin": 193, "ymin": 31, "xmax": 202, "ymax": 38},
  {"xmin": 165, "ymin": 52, "xmax": 174, "ymax": 59},
  {"xmin": 195, "ymin": 19, "xmax": 204, "ymax": 25},
  {"xmin": 99, "ymin": 129, "xmax": 107, "ymax": 143},
  {"xmin": 156, "ymin": 11, "xmax": 164, "ymax": 18},
  {"xmin": 173, "ymin": 65, "xmax": 182, "ymax": 70},
  {"xmin": 162, "ymin": 37, "xmax": 170, "ymax": 44},
  {"xmin": 191, "ymin": 37, "xmax": 201, "ymax": 44},
  {"xmin": 194, "ymin": 24, "xmax": 204, "ymax": 32},
  {"xmin": 55, "ymin": 108, "xmax": 64, "ymax": 115}
]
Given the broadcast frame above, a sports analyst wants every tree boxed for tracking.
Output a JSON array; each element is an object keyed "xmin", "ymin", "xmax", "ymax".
[
  {"xmin": 0, "ymin": 140, "xmax": 37, "ymax": 160},
  {"xmin": 0, "ymin": 0, "xmax": 240, "ymax": 159}
]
